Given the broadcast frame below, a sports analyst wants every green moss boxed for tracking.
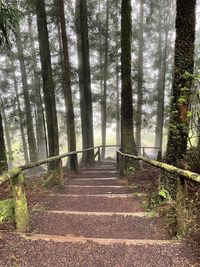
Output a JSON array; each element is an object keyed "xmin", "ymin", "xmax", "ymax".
[
  {"xmin": 12, "ymin": 172, "xmax": 29, "ymax": 232},
  {"xmin": 0, "ymin": 199, "xmax": 14, "ymax": 223}
]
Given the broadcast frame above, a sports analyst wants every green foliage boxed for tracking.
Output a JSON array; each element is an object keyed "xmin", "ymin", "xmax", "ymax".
[
  {"xmin": 0, "ymin": 1, "xmax": 22, "ymax": 51},
  {"xmin": 128, "ymin": 166, "xmax": 135, "ymax": 173},
  {"xmin": 0, "ymin": 199, "xmax": 14, "ymax": 223},
  {"xmin": 159, "ymin": 189, "xmax": 172, "ymax": 200}
]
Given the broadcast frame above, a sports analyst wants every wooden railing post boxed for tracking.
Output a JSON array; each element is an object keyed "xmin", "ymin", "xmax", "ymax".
[
  {"xmin": 120, "ymin": 154, "xmax": 125, "ymax": 177},
  {"xmin": 97, "ymin": 147, "xmax": 101, "ymax": 162},
  {"xmin": 157, "ymin": 150, "xmax": 162, "ymax": 161},
  {"xmin": 142, "ymin": 147, "xmax": 145, "ymax": 157},
  {"xmin": 70, "ymin": 153, "xmax": 78, "ymax": 173},
  {"xmin": 116, "ymin": 151, "xmax": 119, "ymax": 169},
  {"xmin": 11, "ymin": 172, "xmax": 29, "ymax": 233},
  {"xmin": 176, "ymin": 177, "xmax": 188, "ymax": 236},
  {"xmin": 58, "ymin": 159, "xmax": 65, "ymax": 188}
]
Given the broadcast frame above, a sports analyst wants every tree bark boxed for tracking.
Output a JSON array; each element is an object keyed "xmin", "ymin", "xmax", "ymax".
[
  {"xmin": 154, "ymin": 0, "xmax": 169, "ymax": 152},
  {"xmin": 58, "ymin": 0, "xmax": 77, "ymax": 170},
  {"xmin": 10, "ymin": 59, "xmax": 29, "ymax": 164},
  {"xmin": 15, "ymin": 25, "xmax": 38, "ymax": 163},
  {"xmin": 101, "ymin": 0, "xmax": 109, "ymax": 159},
  {"xmin": 135, "ymin": 0, "xmax": 144, "ymax": 152},
  {"xmin": 34, "ymin": 0, "xmax": 60, "ymax": 170},
  {"xmin": 75, "ymin": 0, "xmax": 94, "ymax": 164},
  {"xmin": 121, "ymin": 0, "xmax": 139, "ymax": 173},
  {"xmin": 0, "ymin": 98, "xmax": 13, "ymax": 169},
  {"xmin": 28, "ymin": 15, "xmax": 47, "ymax": 160},
  {"xmin": 0, "ymin": 111, "xmax": 7, "ymax": 174},
  {"xmin": 116, "ymin": 61, "xmax": 120, "ymax": 146},
  {"xmin": 160, "ymin": 0, "xmax": 196, "ymax": 199}
]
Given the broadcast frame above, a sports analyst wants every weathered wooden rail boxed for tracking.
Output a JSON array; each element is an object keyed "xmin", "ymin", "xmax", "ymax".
[
  {"xmin": 116, "ymin": 149, "xmax": 200, "ymax": 235},
  {"xmin": 1, "ymin": 143, "xmax": 198, "ymax": 236},
  {"xmin": 0, "ymin": 145, "xmax": 113, "ymax": 233}
]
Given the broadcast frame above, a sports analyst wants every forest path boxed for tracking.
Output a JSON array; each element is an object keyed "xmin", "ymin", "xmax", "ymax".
[{"xmin": 0, "ymin": 161, "xmax": 197, "ymax": 266}]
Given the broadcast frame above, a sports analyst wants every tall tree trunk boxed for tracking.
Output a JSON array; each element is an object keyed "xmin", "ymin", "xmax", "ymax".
[
  {"xmin": 28, "ymin": 15, "xmax": 47, "ymax": 160},
  {"xmin": 0, "ymin": 111, "xmax": 7, "ymax": 174},
  {"xmin": 34, "ymin": 0, "xmax": 59, "ymax": 170},
  {"xmin": 58, "ymin": 0, "xmax": 77, "ymax": 170},
  {"xmin": 154, "ymin": 0, "xmax": 169, "ymax": 152},
  {"xmin": 0, "ymin": 99, "xmax": 13, "ymax": 169},
  {"xmin": 116, "ymin": 61, "xmax": 120, "ymax": 145},
  {"xmin": 115, "ymin": 0, "xmax": 120, "ymax": 146},
  {"xmin": 136, "ymin": 0, "xmax": 144, "ymax": 152},
  {"xmin": 10, "ymin": 59, "xmax": 29, "ymax": 164},
  {"xmin": 98, "ymin": 0, "xmax": 104, "ymax": 146},
  {"xmin": 121, "ymin": 0, "xmax": 139, "ymax": 172},
  {"xmin": 101, "ymin": 0, "xmax": 109, "ymax": 158},
  {"xmin": 15, "ymin": 25, "xmax": 38, "ymax": 162},
  {"xmin": 75, "ymin": 0, "xmax": 94, "ymax": 164},
  {"xmin": 160, "ymin": 0, "xmax": 196, "ymax": 199}
]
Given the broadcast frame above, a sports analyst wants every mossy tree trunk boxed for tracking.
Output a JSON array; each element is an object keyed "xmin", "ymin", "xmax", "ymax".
[
  {"xmin": 160, "ymin": 0, "xmax": 196, "ymax": 199},
  {"xmin": 121, "ymin": 0, "xmax": 139, "ymax": 174},
  {"xmin": 12, "ymin": 172, "xmax": 29, "ymax": 232}
]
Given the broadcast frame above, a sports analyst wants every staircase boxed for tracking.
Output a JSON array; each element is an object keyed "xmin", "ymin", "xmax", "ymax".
[{"xmin": 0, "ymin": 161, "xmax": 196, "ymax": 266}]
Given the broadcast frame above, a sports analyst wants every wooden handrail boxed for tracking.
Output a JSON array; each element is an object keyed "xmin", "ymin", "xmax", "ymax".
[
  {"xmin": 116, "ymin": 149, "xmax": 200, "ymax": 184},
  {"xmin": 0, "ymin": 145, "xmax": 101, "ymax": 232},
  {"xmin": 116, "ymin": 149, "xmax": 199, "ymax": 235},
  {"xmin": 21, "ymin": 146, "xmax": 100, "ymax": 170},
  {"xmin": 0, "ymin": 167, "xmax": 22, "ymax": 186},
  {"xmin": 136, "ymin": 146, "xmax": 161, "ymax": 149},
  {"xmin": 0, "ymin": 144, "xmax": 119, "ymax": 185}
]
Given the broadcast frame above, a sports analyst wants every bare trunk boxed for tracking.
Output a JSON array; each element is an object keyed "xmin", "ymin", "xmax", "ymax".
[
  {"xmin": 75, "ymin": 0, "xmax": 94, "ymax": 164},
  {"xmin": 58, "ymin": 0, "xmax": 77, "ymax": 170},
  {"xmin": 121, "ymin": 0, "xmax": 139, "ymax": 173},
  {"xmin": 0, "ymin": 111, "xmax": 7, "ymax": 174},
  {"xmin": 35, "ymin": 0, "xmax": 60, "ymax": 170},
  {"xmin": 116, "ymin": 62, "xmax": 120, "ymax": 145},
  {"xmin": 136, "ymin": 0, "xmax": 144, "ymax": 152},
  {"xmin": 10, "ymin": 59, "xmax": 29, "ymax": 164},
  {"xmin": 155, "ymin": 0, "xmax": 169, "ymax": 152},
  {"xmin": 15, "ymin": 25, "xmax": 38, "ymax": 162},
  {"xmin": 101, "ymin": 0, "xmax": 109, "ymax": 158},
  {"xmin": 28, "ymin": 15, "xmax": 47, "ymax": 160},
  {"xmin": 0, "ymin": 99, "xmax": 13, "ymax": 169}
]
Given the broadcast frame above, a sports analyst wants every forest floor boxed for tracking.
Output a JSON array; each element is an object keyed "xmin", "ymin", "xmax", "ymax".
[{"xmin": 0, "ymin": 161, "xmax": 199, "ymax": 266}]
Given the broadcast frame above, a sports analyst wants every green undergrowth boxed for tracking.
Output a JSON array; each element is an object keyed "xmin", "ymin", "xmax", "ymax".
[
  {"xmin": 0, "ymin": 199, "xmax": 14, "ymax": 224},
  {"xmin": 143, "ymin": 190, "xmax": 200, "ymax": 239},
  {"xmin": 143, "ymin": 192, "xmax": 177, "ymax": 237}
]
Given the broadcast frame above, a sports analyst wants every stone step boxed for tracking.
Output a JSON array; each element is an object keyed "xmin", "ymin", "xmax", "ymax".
[
  {"xmin": 75, "ymin": 172, "xmax": 118, "ymax": 178},
  {"xmin": 8, "ymin": 233, "xmax": 187, "ymax": 267},
  {"xmin": 79, "ymin": 170, "xmax": 118, "ymax": 173},
  {"xmin": 50, "ymin": 193, "xmax": 135, "ymax": 198},
  {"xmin": 79, "ymin": 169, "xmax": 117, "ymax": 172},
  {"xmin": 32, "ymin": 211, "xmax": 169, "ymax": 240},
  {"xmin": 68, "ymin": 177, "xmax": 120, "ymax": 186},
  {"xmin": 39, "ymin": 194, "xmax": 144, "ymax": 212},
  {"xmin": 23, "ymin": 233, "xmax": 179, "ymax": 246},
  {"xmin": 62, "ymin": 185, "xmax": 137, "ymax": 195}
]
